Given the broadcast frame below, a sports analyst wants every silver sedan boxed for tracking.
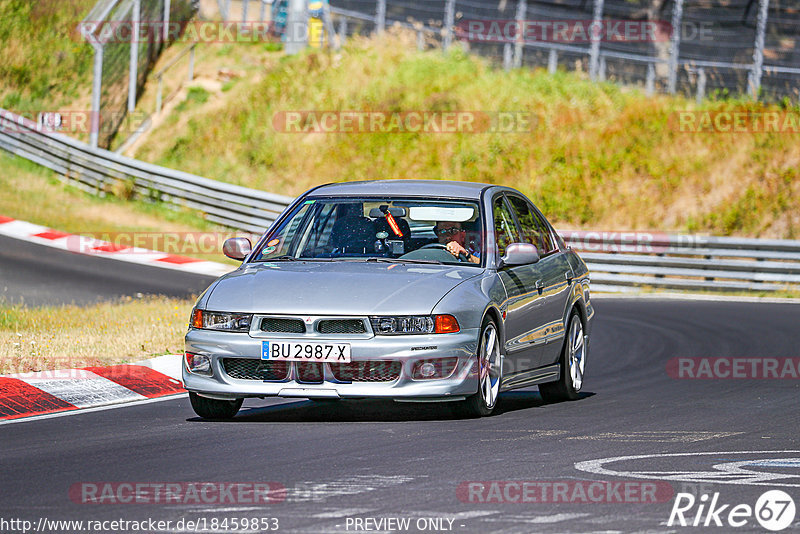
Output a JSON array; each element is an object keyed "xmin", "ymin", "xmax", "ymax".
[{"xmin": 184, "ymin": 180, "xmax": 593, "ymax": 418}]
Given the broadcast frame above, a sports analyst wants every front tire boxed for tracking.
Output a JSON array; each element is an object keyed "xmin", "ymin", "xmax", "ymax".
[
  {"xmin": 452, "ymin": 318, "xmax": 502, "ymax": 418},
  {"xmin": 189, "ymin": 392, "xmax": 243, "ymax": 419},
  {"xmin": 539, "ymin": 310, "xmax": 585, "ymax": 402}
]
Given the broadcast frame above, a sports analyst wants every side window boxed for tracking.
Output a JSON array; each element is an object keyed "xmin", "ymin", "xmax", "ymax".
[
  {"xmin": 507, "ymin": 196, "xmax": 555, "ymax": 255},
  {"xmin": 493, "ymin": 196, "xmax": 520, "ymax": 257}
]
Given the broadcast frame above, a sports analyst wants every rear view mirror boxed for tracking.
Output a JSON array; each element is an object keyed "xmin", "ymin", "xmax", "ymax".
[
  {"xmin": 500, "ymin": 243, "xmax": 540, "ymax": 268},
  {"xmin": 223, "ymin": 238, "xmax": 252, "ymax": 261},
  {"xmin": 368, "ymin": 206, "xmax": 407, "ymax": 218}
]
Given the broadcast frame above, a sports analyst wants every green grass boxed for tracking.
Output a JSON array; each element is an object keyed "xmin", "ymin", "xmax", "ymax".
[
  {"xmin": 132, "ymin": 32, "xmax": 800, "ymax": 239},
  {"xmin": 0, "ymin": 0, "xmax": 96, "ymax": 115},
  {"xmin": 0, "ymin": 151, "xmax": 241, "ymax": 265}
]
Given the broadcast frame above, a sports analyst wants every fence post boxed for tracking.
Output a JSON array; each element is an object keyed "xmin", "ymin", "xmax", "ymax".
[
  {"xmin": 188, "ymin": 44, "xmax": 195, "ymax": 81},
  {"xmin": 285, "ymin": 0, "xmax": 308, "ymax": 54},
  {"xmin": 163, "ymin": 0, "xmax": 172, "ymax": 41},
  {"xmin": 645, "ymin": 62, "xmax": 655, "ymax": 96},
  {"xmin": 748, "ymin": 0, "xmax": 770, "ymax": 99},
  {"xmin": 260, "ymin": 0, "xmax": 267, "ymax": 22},
  {"xmin": 417, "ymin": 29, "xmax": 424, "ymax": 50},
  {"xmin": 443, "ymin": 0, "xmax": 456, "ymax": 51},
  {"xmin": 503, "ymin": 42, "xmax": 513, "ymax": 71},
  {"xmin": 598, "ymin": 55, "xmax": 606, "ymax": 81},
  {"xmin": 376, "ymin": 0, "xmax": 386, "ymax": 34},
  {"xmin": 548, "ymin": 48, "xmax": 557, "ymax": 73},
  {"xmin": 156, "ymin": 76, "xmax": 163, "ymax": 114},
  {"xmin": 89, "ymin": 43, "xmax": 104, "ymax": 148},
  {"xmin": 339, "ymin": 17, "xmax": 348, "ymax": 46},
  {"xmin": 242, "ymin": 0, "xmax": 249, "ymax": 21},
  {"xmin": 128, "ymin": 0, "xmax": 141, "ymax": 113},
  {"xmin": 588, "ymin": 0, "xmax": 604, "ymax": 81},
  {"xmin": 696, "ymin": 67, "xmax": 706, "ymax": 104},
  {"xmin": 513, "ymin": 0, "xmax": 527, "ymax": 68},
  {"xmin": 323, "ymin": 2, "xmax": 336, "ymax": 48},
  {"xmin": 667, "ymin": 0, "xmax": 685, "ymax": 94}
]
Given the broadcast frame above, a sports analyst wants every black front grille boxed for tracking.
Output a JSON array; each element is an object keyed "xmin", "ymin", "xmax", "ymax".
[
  {"xmin": 222, "ymin": 358, "xmax": 290, "ymax": 381},
  {"xmin": 330, "ymin": 361, "xmax": 402, "ymax": 382},
  {"xmin": 317, "ymin": 319, "xmax": 366, "ymax": 334},
  {"xmin": 260, "ymin": 318, "xmax": 305, "ymax": 333},
  {"xmin": 296, "ymin": 362, "xmax": 324, "ymax": 383}
]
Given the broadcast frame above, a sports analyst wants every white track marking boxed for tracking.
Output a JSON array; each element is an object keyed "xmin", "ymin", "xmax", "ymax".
[
  {"xmin": 575, "ymin": 450, "xmax": 800, "ymax": 487},
  {"xmin": 0, "ymin": 393, "xmax": 187, "ymax": 426},
  {"xmin": 19, "ymin": 374, "xmax": 146, "ymax": 408}
]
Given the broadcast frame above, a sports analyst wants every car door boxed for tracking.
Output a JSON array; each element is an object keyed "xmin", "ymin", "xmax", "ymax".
[
  {"xmin": 507, "ymin": 195, "xmax": 573, "ymax": 367},
  {"xmin": 493, "ymin": 194, "xmax": 548, "ymax": 376}
]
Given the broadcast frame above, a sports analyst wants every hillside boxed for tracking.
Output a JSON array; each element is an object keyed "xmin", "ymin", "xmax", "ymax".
[{"xmin": 131, "ymin": 32, "xmax": 795, "ymax": 238}]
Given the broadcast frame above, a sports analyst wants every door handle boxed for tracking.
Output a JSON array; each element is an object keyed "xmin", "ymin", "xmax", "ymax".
[{"xmin": 534, "ymin": 279, "xmax": 544, "ymax": 292}]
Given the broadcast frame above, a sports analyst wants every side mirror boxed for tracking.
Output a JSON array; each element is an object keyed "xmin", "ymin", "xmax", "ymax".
[
  {"xmin": 500, "ymin": 243, "xmax": 539, "ymax": 268},
  {"xmin": 222, "ymin": 237, "xmax": 252, "ymax": 261}
]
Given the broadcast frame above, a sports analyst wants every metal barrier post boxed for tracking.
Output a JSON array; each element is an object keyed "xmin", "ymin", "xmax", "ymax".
[
  {"xmin": 90, "ymin": 43, "xmax": 104, "ymax": 148},
  {"xmin": 376, "ymin": 0, "xmax": 386, "ymax": 34},
  {"xmin": 748, "ymin": 0, "xmax": 770, "ymax": 99},
  {"xmin": 163, "ymin": 0, "xmax": 172, "ymax": 41},
  {"xmin": 548, "ymin": 48, "xmax": 557, "ymax": 73},
  {"xmin": 443, "ymin": 0, "xmax": 455, "ymax": 51},
  {"xmin": 667, "ymin": 0, "xmax": 685, "ymax": 94},
  {"xmin": 503, "ymin": 42, "xmax": 512, "ymax": 71},
  {"xmin": 645, "ymin": 62, "xmax": 655, "ymax": 96},
  {"xmin": 128, "ymin": 0, "xmax": 141, "ymax": 112},
  {"xmin": 260, "ymin": 0, "xmax": 267, "ymax": 21},
  {"xmin": 696, "ymin": 67, "xmax": 706, "ymax": 104},
  {"xmin": 513, "ymin": 0, "xmax": 526, "ymax": 69},
  {"xmin": 588, "ymin": 0, "xmax": 604, "ymax": 81}
]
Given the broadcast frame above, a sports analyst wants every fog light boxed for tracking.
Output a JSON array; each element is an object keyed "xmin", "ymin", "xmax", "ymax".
[
  {"xmin": 418, "ymin": 362, "xmax": 436, "ymax": 378},
  {"xmin": 185, "ymin": 352, "xmax": 212, "ymax": 376},
  {"xmin": 412, "ymin": 357, "xmax": 459, "ymax": 380}
]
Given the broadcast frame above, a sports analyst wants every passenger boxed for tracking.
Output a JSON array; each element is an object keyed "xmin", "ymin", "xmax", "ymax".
[{"xmin": 434, "ymin": 221, "xmax": 480, "ymax": 264}]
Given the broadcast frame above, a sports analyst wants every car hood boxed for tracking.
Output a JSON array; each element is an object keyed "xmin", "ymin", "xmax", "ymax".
[{"xmin": 204, "ymin": 261, "xmax": 483, "ymax": 315}]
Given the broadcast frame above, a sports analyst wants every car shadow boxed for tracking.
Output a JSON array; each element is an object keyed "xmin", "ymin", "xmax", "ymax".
[{"xmin": 186, "ymin": 390, "xmax": 595, "ymax": 423}]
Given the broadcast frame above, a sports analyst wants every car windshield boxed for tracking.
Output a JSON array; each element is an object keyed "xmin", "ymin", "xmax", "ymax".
[{"xmin": 252, "ymin": 197, "xmax": 484, "ymax": 266}]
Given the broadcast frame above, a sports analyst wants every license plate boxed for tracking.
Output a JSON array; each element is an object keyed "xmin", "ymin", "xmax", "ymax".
[{"xmin": 262, "ymin": 341, "xmax": 351, "ymax": 362}]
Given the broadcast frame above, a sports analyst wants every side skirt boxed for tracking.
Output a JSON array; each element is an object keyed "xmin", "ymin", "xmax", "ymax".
[{"xmin": 500, "ymin": 364, "xmax": 560, "ymax": 392}]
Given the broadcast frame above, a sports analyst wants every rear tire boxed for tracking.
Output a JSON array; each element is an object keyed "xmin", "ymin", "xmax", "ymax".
[
  {"xmin": 452, "ymin": 317, "xmax": 502, "ymax": 418},
  {"xmin": 539, "ymin": 310, "xmax": 585, "ymax": 403},
  {"xmin": 189, "ymin": 392, "xmax": 243, "ymax": 419}
]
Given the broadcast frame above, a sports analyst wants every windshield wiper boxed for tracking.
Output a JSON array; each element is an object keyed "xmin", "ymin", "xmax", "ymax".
[{"xmin": 365, "ymin": 257, "xmax": 444, "ymax": 265}]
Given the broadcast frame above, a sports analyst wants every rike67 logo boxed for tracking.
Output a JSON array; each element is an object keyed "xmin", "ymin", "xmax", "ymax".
[{"xmin": 668, "ymin": 490, "xmax": 796, "ymax": 531}]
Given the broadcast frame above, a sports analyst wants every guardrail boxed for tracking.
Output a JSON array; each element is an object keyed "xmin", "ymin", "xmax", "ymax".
[
  {"xmin": 562, "ymin": 231, "xmax": 800, "ymax": 293},
  {"xmin": 1, "ymin": 107, "xmax": 799, "ymax": 293},
  {"xmin": 0, "ymin": 108, "xmax": 293, "ymax": 234}
]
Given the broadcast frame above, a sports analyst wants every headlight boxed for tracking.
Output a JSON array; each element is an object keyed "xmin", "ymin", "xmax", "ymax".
[
  {"xmin": 370, "ymin": 315, "xmax": 460, "ymax": 335},
  {"xmin": 191, "ymin": 309, "xmax": 252, "ymax": 332}
]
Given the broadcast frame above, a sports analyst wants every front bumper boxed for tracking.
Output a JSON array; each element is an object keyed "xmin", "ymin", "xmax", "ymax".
[{"xmin": 183, "ymin": 328, "xmax": 481, "ymax": 401}]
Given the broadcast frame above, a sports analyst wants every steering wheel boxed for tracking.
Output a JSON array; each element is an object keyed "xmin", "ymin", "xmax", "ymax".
[{"xmin": 420, "ymin": 243, "xmax": 468, "ymax": 262}]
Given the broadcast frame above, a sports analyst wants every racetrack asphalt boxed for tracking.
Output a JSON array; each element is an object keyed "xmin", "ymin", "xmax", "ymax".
[
  {"xmin": 0, "ymin": 234, "xmax": 214, "ymax": 306},
  {"xmin": 2, "ymin": 273, "xmax": 799, "ymax": 533}
]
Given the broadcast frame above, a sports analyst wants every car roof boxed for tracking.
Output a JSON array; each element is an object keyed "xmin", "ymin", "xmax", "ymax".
[{"xmin": 308, "ymin": 180, "xmax": 497, "ymax": 200}]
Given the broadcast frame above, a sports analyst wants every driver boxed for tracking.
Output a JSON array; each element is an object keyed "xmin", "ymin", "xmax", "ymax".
[{"xmin": 435, "ymin": 221, "xmax": 480, "ymax": 264}]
